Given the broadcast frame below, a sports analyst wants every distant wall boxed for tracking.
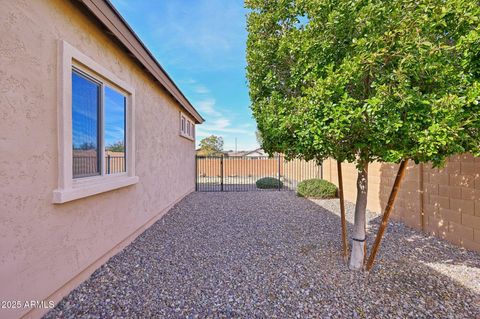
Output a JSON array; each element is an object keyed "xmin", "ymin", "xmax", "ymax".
[
  {"xmin": 0, "ymin": 1, "xmax": 196, "ymax": 318},
  {"xmin": 322, "ymin": 155, "xmax": 480, "ymax": 252},
  {"xmin": 196, "ymin": 157, "xmax": 322, "ymax": 182},
  {"xmin": 197, "ymin": 157, "xmax": 281, "ymax": 177}
]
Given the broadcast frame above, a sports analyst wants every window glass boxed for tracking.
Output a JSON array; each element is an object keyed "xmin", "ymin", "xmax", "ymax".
[
  {"xmin": 104, "ymin": 86, "xmax": 126, "ymax": 174},
  {"xmin": 72, "ymin": 70, "xmax": 100, "ymax": 178}
]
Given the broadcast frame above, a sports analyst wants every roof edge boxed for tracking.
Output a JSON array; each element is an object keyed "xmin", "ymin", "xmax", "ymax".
[{"xmin": 74, "ymin": 0, "xmax": 205, "ymax": 124}]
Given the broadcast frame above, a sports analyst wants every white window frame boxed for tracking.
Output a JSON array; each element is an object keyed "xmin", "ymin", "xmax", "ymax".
[
  {"xmin": 53, "ymin": 40, "xmax": 138, "ymax": 204},
  {"xmin": 180, "ymin": 115, "xmax": 186, "ymax": 134},
  {"xmin": 189, "ymin": 120, "xmax": 195, "ymax": 139},
  {"xmin": 179, "ymin": 112, "xmax": 194, "ymax": 140}
]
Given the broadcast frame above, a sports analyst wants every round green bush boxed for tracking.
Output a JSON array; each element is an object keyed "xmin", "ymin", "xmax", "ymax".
[
  {"xmin": 297, "ymin": 179, "xmax": 338, "ymax": 198},
  {"xmin": 256, "ymin": 177, "xmax": 283, "ymax": 189}
]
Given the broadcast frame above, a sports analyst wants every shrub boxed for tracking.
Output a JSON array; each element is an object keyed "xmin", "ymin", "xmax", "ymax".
[
  {"xmin": 297, "ymin": 179, "xmax": 337, "ymax": 199},
  {"xmin": 256, "ymin": 177, "xmax": 283, "ymax": 189}
]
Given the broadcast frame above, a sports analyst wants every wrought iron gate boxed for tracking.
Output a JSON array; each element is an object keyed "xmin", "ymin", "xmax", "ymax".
[{"xmin": 195, "ymin": 155, "xmax": 323, "ymax": 192}]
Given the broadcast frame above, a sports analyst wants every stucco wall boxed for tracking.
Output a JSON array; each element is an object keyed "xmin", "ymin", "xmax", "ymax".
[
  {"xmin": 0, "ymin": 1, "xmax": 196, "ymax": 318},
  {"xmin": 322, "ymin": 155, "xmax": 480, "ymax": 253}
]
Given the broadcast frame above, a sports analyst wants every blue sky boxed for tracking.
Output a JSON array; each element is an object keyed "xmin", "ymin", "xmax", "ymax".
[
  {"xmin": 104, "ymin": 86, "xmax": 126, "ymax": 147},
  {"xmin": 72, "ymin": 71, "xmax": 126, "ymax": 150},
  {"xmin": 110, "ymin": 0, "xmax": 259, "ymax": 151}
]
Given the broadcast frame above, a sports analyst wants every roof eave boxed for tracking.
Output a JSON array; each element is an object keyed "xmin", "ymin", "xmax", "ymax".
[{"xmin": 73, "ymin": 0, "xmax": 205, "ymax": 124}]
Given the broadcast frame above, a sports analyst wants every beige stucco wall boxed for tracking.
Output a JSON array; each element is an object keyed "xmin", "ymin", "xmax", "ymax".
[
  {"xmin": 0, "ymin": 1, "xmax": 197, "ymax": 318},
  {"xmin": 323, "ymin": 155, "xmax": 480, "ymax": 253}
]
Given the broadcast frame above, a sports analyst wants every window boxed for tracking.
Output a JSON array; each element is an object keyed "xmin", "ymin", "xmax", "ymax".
[
  {"xmin": 53, "ymin": 41, "xmax": 138, "ymax": 204},
  {"xmin": 72, "ymin": 70, "xmax": 101, "ymax": 178},
  {"xmin": 104, "ymin": 86, "xmax": 127, "ymax": 175},
  {"xmin": 188, "ymin": 120, "xmax": 194, "ymax": 138},
  {"xmin": 72, "ymin": 70, "xmax": 127, "ymax": 178},
  {"xmin": 189, "ymin": 120, "xmax": 195, "ymax": 138},
  {"xmin": 179, "ymin": 112, "xmax": 194, "ymax": 140}
]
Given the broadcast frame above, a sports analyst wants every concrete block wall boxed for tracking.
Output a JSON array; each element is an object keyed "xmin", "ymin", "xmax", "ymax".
[
  {"xmin": 422, "ymin": 154, "xmax": 480, "ymax": 251},
  {"xmin": 322, "ymin": 154, "xmax": 480, "ymax": 252}
]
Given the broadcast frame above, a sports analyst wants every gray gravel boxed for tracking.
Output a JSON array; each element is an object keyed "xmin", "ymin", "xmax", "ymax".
[{"xmin": 45, "ymin": 191, "xmax": 480, "ymax": 318}]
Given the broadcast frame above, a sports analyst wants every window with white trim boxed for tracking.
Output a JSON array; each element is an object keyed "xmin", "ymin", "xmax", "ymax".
[
  {"xmin": 53, "ymin": 41, "xmax": 138, "ymax": 204},
  {"xmin": 179, "ymin": 112, "xmax": 194, "ymax": 140}
]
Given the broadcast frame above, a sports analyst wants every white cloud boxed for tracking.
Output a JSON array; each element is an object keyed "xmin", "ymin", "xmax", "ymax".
[
  {"xmin": 194, "ymin": 111, "xmax": 258, "ymax": 151},
  {"xmin": 143, "ymin": 0, "xmax": 246, "ymax": 71},
  {"xmin": 193, "ymin": 93, "xmax": 255, "ymax": 139},
  {"xmin": 211, "ymin": 117, "xmax": 230, "ymax": 128},
  {"xmin": 184, "ymin": 79, "xmax": 197, "ymax": 84},
  {"xmin": 196, "ymin": 98, "xmax": 221, "ymax": 117},
  {"xmin": 196, "ymin": 117, "xmax": 254, "ymax": 135},
  {"xmin": 195, "ymin": 85, "xmax": 209, "ymax": 94}
]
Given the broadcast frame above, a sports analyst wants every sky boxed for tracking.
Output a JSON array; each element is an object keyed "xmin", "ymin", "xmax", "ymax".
[
  {"xmin": 110, "ymin": 0, "xmax": 259, "ymax": 151},
  {"xmin": 72, "ymin": 71, "xmax": 126, "ymax": 150}
]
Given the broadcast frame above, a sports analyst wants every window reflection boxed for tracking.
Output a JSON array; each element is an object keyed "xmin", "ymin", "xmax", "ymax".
[
  {"xmin": 104, "ymin": 86, "xmax": 126, "ymax": 174},
  {"xmin": 72, "ymin": 70, "xmax": 100, "ymax": 178}
]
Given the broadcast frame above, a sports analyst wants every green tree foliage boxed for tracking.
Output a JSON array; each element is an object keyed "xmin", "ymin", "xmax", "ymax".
[
  {"xmin": 246, "ymin": 0, "xmax": 479, "ymax": 167},
  {"xmin": 246, "ymin": 0, "xmax": 479, "ymax": 269},
  {"xmin": 199, "ymin": 135, "xmax": 224, "ymax": 156},
  {"xmin": 106, "ymin": 141, "xmax": 125, "ymax": 152},
  {"xmin": 76, "ymin": 142, "xmax": 96, "ymax": 150}
]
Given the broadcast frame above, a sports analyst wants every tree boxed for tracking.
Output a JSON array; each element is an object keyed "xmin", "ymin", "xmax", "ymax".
[
  {"xmin": 246, "ymin": 0, "xmax": 479, "ymax": 270},
  {"xmin": 255, "ymin": 129, "xmax": 263, "ymax": 146},
  {"xmin": 75, "ymin": 142, "xmax": 96, "ymax": 150},
  {"xmin": 198, "ymin": 135, "xmax": 224, "ymax": 156},
  {"xmin": 106, "ymin": 141, "xmax": 125, "ymax": 152}
]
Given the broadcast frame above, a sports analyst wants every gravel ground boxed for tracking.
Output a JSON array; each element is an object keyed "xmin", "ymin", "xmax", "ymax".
[{"xmin": 45, "ymin": 191, "xmax": 480, "ymax": 318}]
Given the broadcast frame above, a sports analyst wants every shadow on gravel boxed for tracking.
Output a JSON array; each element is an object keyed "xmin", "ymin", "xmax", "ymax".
[
  {"xmin": 44, "ymin": 191, "xmax": 479, "ymax": 318},
  {"xmin": 367, "ymin": 214, "xmax": 480, "ymax": 268}
]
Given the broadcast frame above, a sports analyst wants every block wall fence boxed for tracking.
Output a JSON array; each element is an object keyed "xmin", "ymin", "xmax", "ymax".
[{"xmin": 322, "ymin": 154, "xmax": 480, "ymax": 252}]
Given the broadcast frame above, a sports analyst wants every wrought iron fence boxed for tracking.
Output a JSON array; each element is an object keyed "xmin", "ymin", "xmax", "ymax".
[{"xmin": 196, "ymin": 155, "xmax": 322, "ymax": 192}]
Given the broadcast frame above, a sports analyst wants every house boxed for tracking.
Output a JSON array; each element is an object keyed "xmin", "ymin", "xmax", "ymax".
[
  {"xmin": 197, "ymin": 148, "xmax": 271, "ymax": 158},
  {"xmin": 230, "ymin": 148, "xmax": 273, "ymax": 157},
  {"xmin": 0, "ymin": 1, "xmax": 203, "ymax": 318},
  {"xmin": 243, "ymin": 148, "xmax": 268, "ymax": 157},
  {"xmin": 225, "ymin": 150, "xmax": 247, "ymax": 157}
]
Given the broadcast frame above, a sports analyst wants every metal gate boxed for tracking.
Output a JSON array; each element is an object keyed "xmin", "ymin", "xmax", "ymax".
[{"xmin": 195, "ymin": 155, "xmax": 323, "ymax": 192}]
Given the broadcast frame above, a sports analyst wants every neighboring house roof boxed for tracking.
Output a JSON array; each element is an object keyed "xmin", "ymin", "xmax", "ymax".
[
  {"xmin": 226, "ymin": 151, "xmax": 247, "ymax": 157},
  {"xmin": 243, "ymin": 148, "xmax": 267, "ymax": 156},
  {"xmin": 196, "ymin": 149, "xmax": 268, "ymax": 157},
  {"xmin": 73, "ymin": 0, "xmax": 204, "ymax": 124}
]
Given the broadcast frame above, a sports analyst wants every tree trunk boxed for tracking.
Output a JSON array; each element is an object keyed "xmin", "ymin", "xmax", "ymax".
[
  {"xmin": 349, "ymin": 163, "xmax": 368, "ymax": 270},
  {"xmin": 337, "ymin": 161, "xmax": 349, "ymax": 262}
]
